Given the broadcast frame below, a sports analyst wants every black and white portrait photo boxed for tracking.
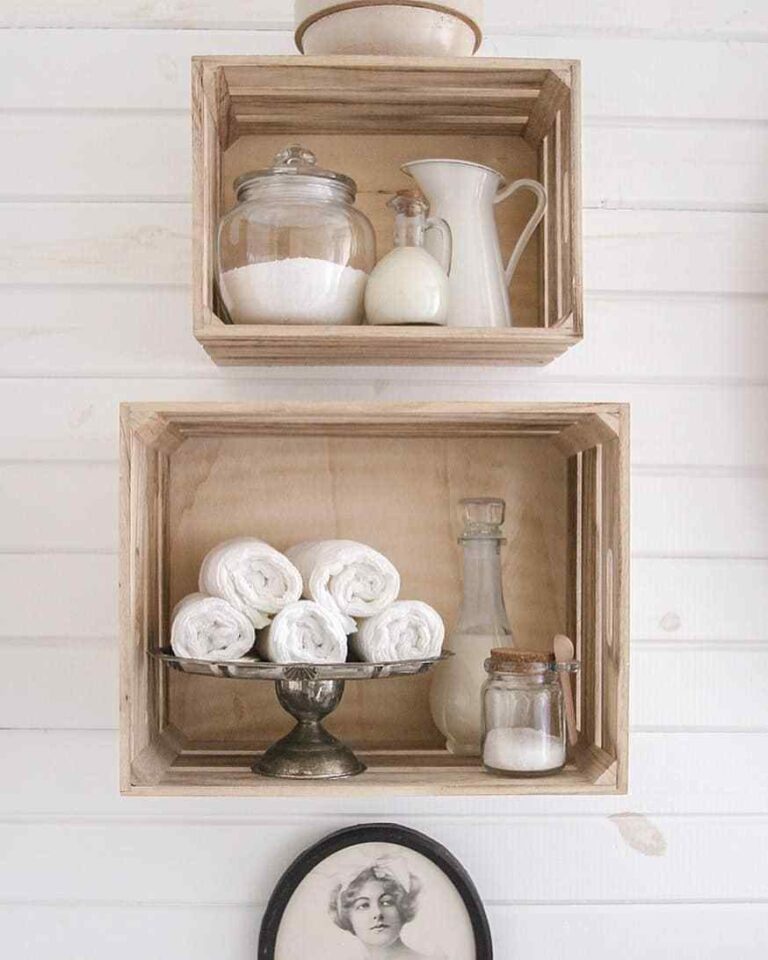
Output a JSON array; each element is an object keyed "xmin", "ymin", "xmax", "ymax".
[{"xmin": 259, "ymin": 825, "xmax": 492, "ymax": 960}]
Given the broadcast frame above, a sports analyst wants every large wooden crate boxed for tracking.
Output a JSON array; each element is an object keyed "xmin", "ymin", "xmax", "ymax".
[
  {"xmin": 120, "ymin": 402, "xmax": 628, "ymax": 796},
  {"xmin": 192, "ymin": 56, "xmax": 582, "ymax": 365}
]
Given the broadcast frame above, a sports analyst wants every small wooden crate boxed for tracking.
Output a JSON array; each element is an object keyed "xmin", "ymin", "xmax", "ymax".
[
  {"xmin": 120, "ymin": 402, "xmax": 628, "ymax": 796},
  {"xmin": 192, "ymin": 56, "xmax": 582, "ymax": 365}
]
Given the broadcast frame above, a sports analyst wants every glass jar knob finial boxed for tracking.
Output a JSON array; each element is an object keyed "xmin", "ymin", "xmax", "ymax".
[{"xmin": 274, "ymin": 145, "xmax": 317, "ymax": 167}]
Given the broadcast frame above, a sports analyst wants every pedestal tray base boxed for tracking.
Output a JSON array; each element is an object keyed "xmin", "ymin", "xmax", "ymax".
[{"xmin": 256, "ymin": 677, "xmax": 366, "ymax": 779}]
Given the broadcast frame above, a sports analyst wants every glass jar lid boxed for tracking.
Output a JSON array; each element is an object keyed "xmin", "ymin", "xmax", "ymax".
[{"xmin": 233, "ymin": 145, "xmax": 357, "ymax": 200}]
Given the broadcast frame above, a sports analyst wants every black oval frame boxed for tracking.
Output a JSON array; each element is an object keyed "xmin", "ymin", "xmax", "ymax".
[{"xmin": 258, "ymin": 823, "xmax": 493, "ymax": 960}]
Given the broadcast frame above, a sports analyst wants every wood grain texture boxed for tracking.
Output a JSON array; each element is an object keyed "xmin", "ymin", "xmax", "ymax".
[{"xmin": 166, "ymin": 434, "xmax": 566, "ymax": 746}]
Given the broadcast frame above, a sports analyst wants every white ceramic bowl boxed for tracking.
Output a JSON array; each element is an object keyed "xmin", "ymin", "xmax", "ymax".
[{"xmin": 294, "ymin": 1, "xmax": 483, "ymax": 56}]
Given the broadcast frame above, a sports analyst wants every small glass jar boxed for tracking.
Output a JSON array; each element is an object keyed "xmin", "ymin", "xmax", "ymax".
[
  {"xmin": 217, "ymin": 145, "xmax": 376, "ymax": 325},
  {"xmin": 481, "ymin": 648, "xmax": 578, "ymax": 777}
]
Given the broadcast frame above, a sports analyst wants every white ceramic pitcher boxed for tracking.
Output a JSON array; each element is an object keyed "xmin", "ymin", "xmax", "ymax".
[{"xmin": 402, "ymin": 159, "xmax": 547, "ymax": 328}]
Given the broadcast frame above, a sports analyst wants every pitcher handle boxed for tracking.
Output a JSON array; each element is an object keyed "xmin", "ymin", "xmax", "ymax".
[
  {"xmin": 494, "ymin": 179, "xmax": 547, "ymax": 286},
  {"xmin": 425, "ymin": 216, "xmax": 452, "ymax": 276}
]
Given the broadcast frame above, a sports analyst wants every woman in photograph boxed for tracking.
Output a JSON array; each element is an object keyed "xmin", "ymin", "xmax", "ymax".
[{"xmin": 329, "ymin": 856, "xmax": 437, "ymax": 960}]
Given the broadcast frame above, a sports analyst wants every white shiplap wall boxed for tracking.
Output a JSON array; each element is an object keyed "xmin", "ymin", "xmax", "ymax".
[{"xmin": 1, "ymin": 2, "xmax": 767, "ymax": 956}]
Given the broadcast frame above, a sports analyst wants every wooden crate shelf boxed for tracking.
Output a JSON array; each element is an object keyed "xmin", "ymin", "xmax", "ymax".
[
  {"xmin": 192, "ymin": 57, "xmax": 582, "ymax": 366},
  {"xmin": 120, "ymin": 402, "xmax": 628, "ymax": 797}
]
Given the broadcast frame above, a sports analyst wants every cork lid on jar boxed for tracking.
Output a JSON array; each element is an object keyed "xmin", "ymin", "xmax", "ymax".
[{"xmin": 487, "ymin": 647, "xmax": 555, "ymax": 674}]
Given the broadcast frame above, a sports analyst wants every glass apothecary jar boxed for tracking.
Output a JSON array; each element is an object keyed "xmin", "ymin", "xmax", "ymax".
[
  {"xmin": 217, "ymin": 145, "xmax": 376, "ymax": 325},
  {"xmin": 481, "ymin": 648, "xmax": 579, "ymax": 777}
]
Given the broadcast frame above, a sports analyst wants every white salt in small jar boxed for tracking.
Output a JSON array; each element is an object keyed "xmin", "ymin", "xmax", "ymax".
[
  {"xmin": 481, "ymin": 648, "xmax": 578, "ymax": 777},
  {"xmin": 217, "ymin": 145, "xmax": 376, "ymax": 325}
]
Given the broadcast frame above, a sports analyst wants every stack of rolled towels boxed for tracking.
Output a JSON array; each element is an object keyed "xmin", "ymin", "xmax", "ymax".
[{"xmin": 170, "ymin": 537, "xmax": 444, "ymax": 665}]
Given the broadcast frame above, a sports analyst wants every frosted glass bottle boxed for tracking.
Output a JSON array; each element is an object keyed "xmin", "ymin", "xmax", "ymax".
[
  {"xmin": 364, "ymin": 190, "xmax": 451, "ymax": 325},
  {"xmin": 429, "ymin": 497, "xmax": 515, "ymax": 756}
]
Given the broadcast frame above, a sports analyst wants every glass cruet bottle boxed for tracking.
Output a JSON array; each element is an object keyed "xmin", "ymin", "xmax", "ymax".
[
  {"xmin": 429, "ymin": 497, "xmax": 515, "ymax": 755},
  {"xmin": 364, "ymin": 189, "xmax": 451, "ymax": 326}
]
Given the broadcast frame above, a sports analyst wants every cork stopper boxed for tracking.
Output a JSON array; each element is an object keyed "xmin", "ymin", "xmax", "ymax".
[
  {"xmin": 490, "ymin": 648, "xmax": 554, "ymax": 662},
  {"xmin": 487, "ymin": 647, "xmax": 555, "ymax": 673}
]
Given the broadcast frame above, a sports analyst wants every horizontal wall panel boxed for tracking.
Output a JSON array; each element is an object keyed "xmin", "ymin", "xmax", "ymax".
[
  {"xmin": 3, "ymin": 729, "xmax": 767, "ymax": 817},
  {"xmin": 632, "ymin": 474, "xmax": 768, "ymax": 559},
  {"xmin": 0, "ymin": 463, "xmax": 116, "ymax": 552},
  {"xmin": 2, "ymin": 636, "xmax": 765, "ymax": 731},
  {"xmin": 2, "ymin": 288, "xmax": 767, "ymax": 383},
  {"xmin": 583, "ymin": 209, "xmax": 768, "ymax": 295},
  {"xmin": 0, "ymin": 1, "xmax": 291, "ymax": 29},
  {"xmin": 584, "ymin": 122, "xmax": 768, "ymax": 211},
  {"xmin": 0, "ymin": 556, "xmax": 115, "ymax": 639},
  {"xmin": 2, "ymin": 1, "xmax": 766, "ymax": 37},
  {"xmin": 0, "ymin": 288, "xmax": 207, "ymax": 378},
  {"xmin": 631, "ymin": 644, "xmax": 768, "ymax": 729},
  {"xmin": 3, "ymin": 463, "xmax": 767, "ymax": 559},
  {"xmin": 0, "ymin": 639, "xmax": 117, "ymax": 729},
  {"xmin": 4, "ymin": 114, "xmax": 767, "ymax": 211},
  {"xmin": 1, "ymin": 379, "xmax": 767, "ymax": 467},
  {"xmin": 631, "ymin": 558, "xmax": 768, "ymax": 642},
  {"xmin": 558, "ymin": 294, "xmax": 768, "ymax": 383},
  {"xmin": 0, "ymin": 203, "xmax": 190, "ymax": 286},
  {"xmin": 0, "ymin": 32, "xmax": 766, "ymax": 121},
  {"xmin": 0, "ymin": 113, "xmax": 191, "ymax": 202},
  {"xmin": 1, "ymin": 902, "xmax": 766, "ymax": 960},
  {"xmin": 1, "ymin": 205, "xmax": 764, "ymax": 294},
  {"xmin": 2, "ymin": 815, "xmax": 767, "ymax": 903}
]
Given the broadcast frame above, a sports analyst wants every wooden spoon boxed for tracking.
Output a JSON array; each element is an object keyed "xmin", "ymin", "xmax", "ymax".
[{"xmin": 553, "ymin": 634, "xmax": 578, "ymax": 746}]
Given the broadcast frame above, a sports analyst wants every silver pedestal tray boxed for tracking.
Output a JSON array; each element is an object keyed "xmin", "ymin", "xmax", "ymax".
[{"xmin": 152, "ymin": 648, "xmax": 452, "ymax": 780}]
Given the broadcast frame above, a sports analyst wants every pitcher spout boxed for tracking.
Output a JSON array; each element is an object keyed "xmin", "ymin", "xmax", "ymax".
[{"xmin": 402, "ymin": 158, "xmax": 504, "ymax": 201}]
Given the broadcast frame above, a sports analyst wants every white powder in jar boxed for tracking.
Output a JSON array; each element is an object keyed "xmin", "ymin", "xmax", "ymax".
[
  {"xmin": 220, "ymin": 257, "xmax": 368, "ymax": 325},
  {"xmin": 483, "ymin": 726, "xmax": 565, "ymax": 773}
]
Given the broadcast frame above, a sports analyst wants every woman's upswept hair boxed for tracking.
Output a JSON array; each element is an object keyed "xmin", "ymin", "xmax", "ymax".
[{"xmin": 329, "ymin": 863, "xmax": 421, "ymax": 933}]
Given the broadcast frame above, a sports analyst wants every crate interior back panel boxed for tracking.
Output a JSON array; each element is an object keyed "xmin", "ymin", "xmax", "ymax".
[{"xmin": 167, "ymin": 435, "xmax": 567, "ymax": 749}]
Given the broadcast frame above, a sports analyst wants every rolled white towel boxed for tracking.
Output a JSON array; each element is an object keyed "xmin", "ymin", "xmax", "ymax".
[
  {"xmin": 199, "ymin": 537, "xmax": 303, "ymax": 629},
  {"xmin": 350, "ymin": 600, "xmax": 445, "ymax": 662},
  {"xmin": 257, "ymin": 600, "xmax": 348, "ymax": 663},
  {"xmin": 286, "ymin": 539, "xmax": 400, "ymax": 634},
  {"xmin": 171, "ymin": 592, "xmax": 255, "ymax": 661}
]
